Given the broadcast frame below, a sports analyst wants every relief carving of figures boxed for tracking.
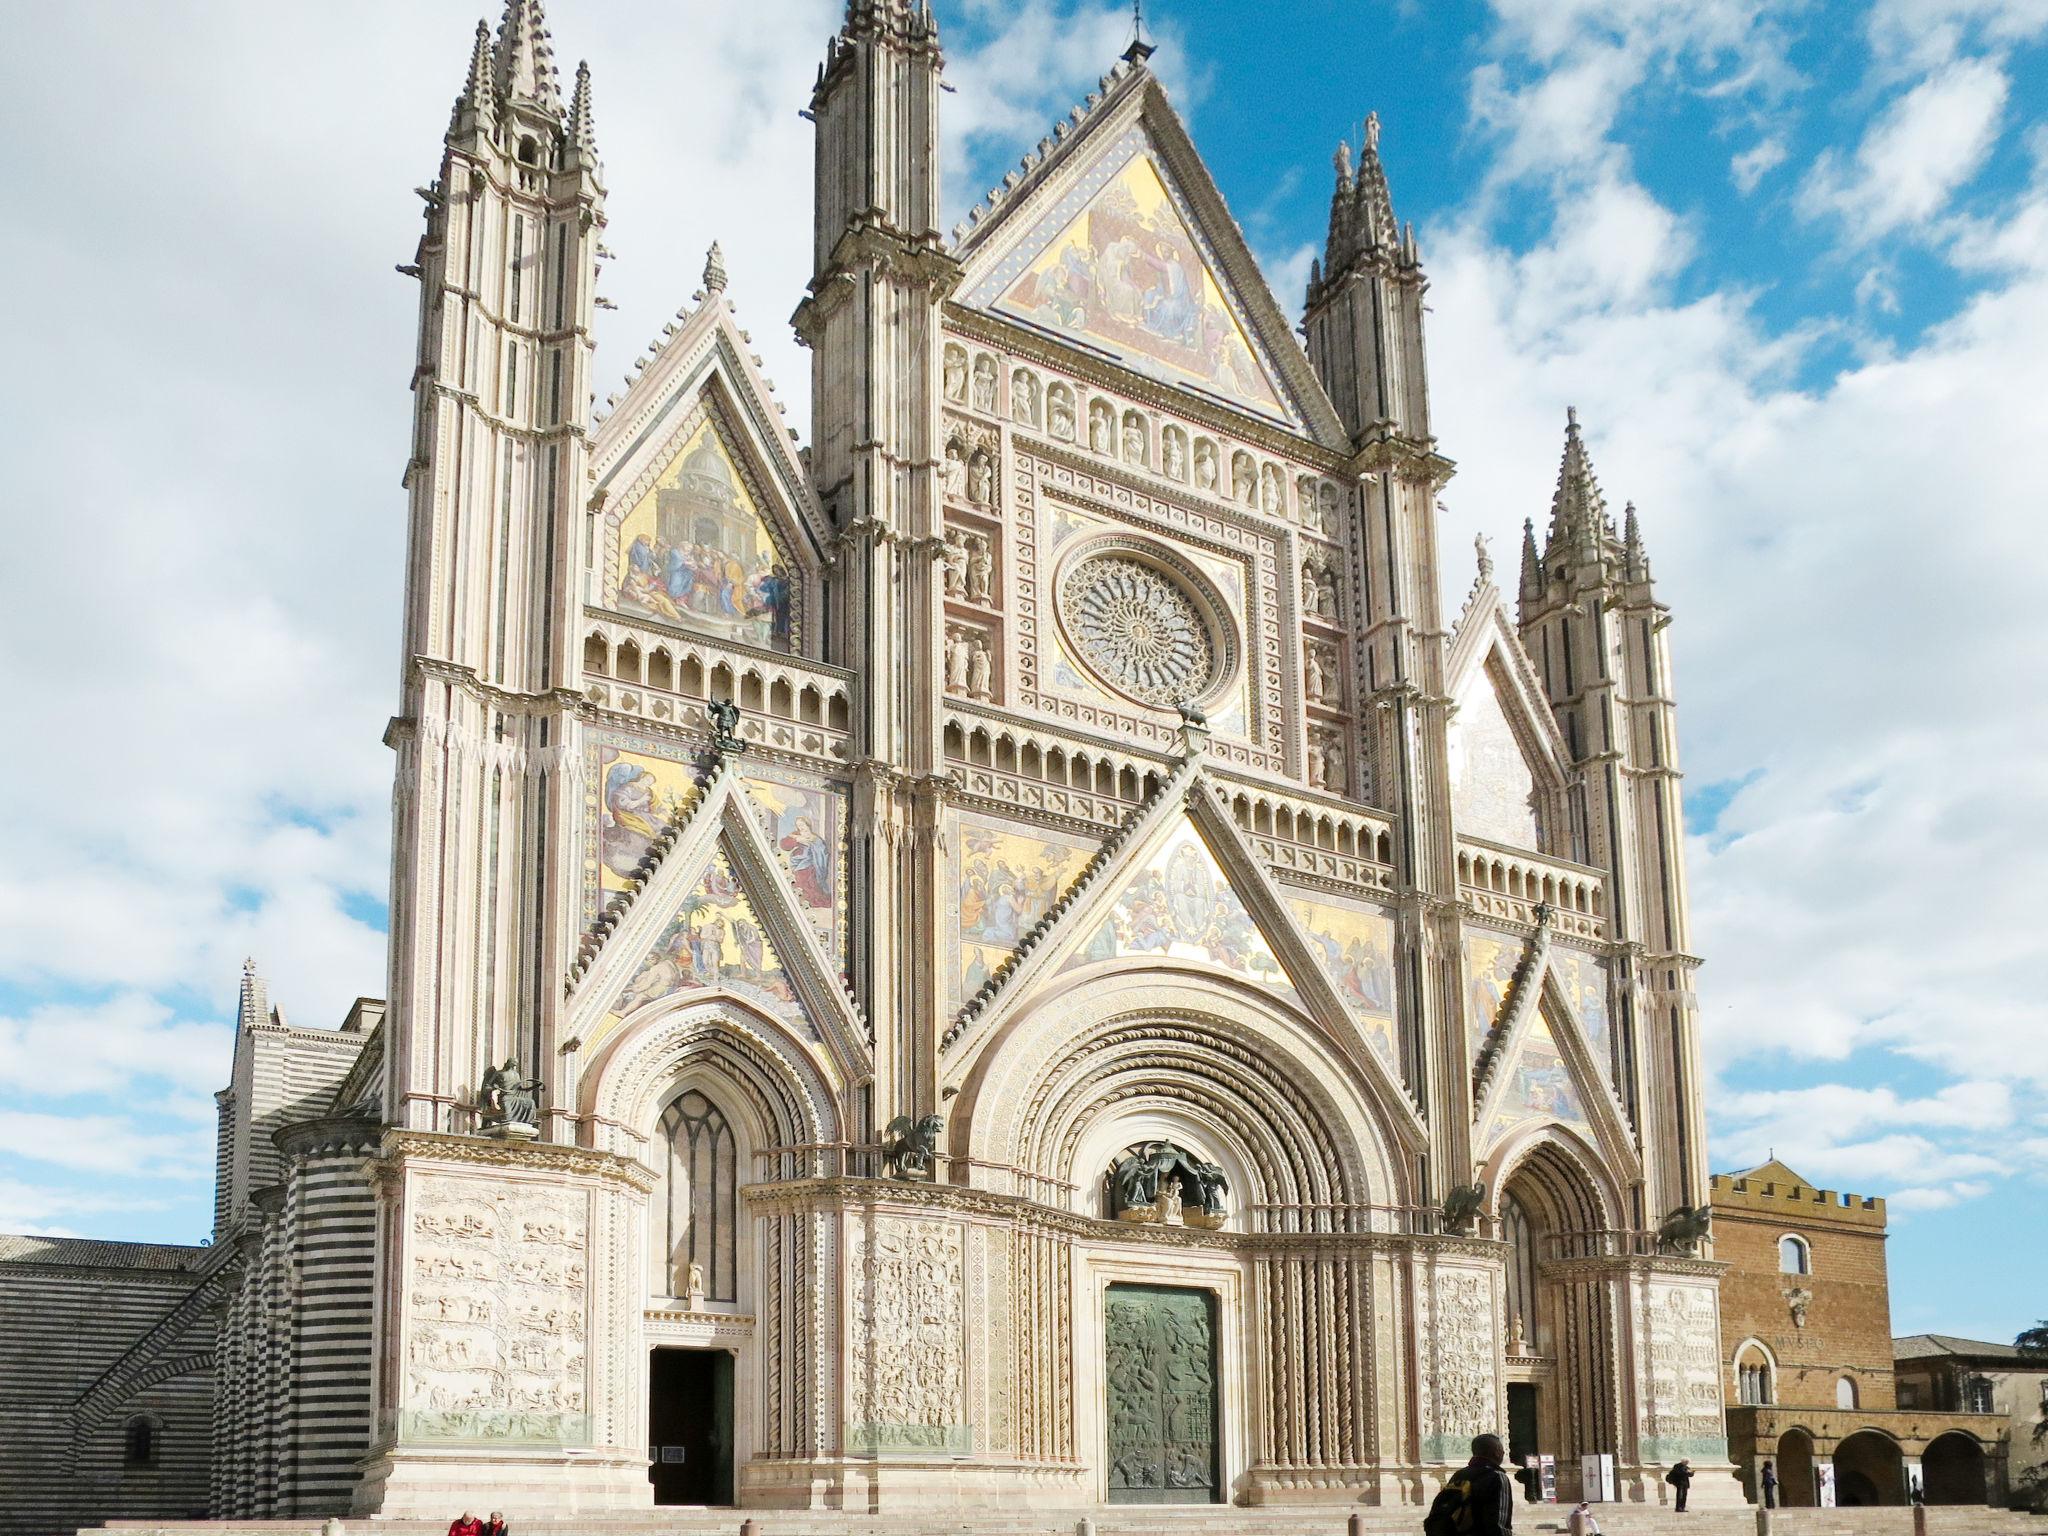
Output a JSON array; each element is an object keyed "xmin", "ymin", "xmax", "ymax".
[
  {"xmin": 1315, "ymin": 565, "xmax": 1340, "ymax": 619},
  {"xmin": 1232, "ymin": 452, "xmax": 1257, "ymax": 505},
  {"xmin": 970, "ymin": 353, "xmax": 997, "ymax": 414},
  {"xmin": 1304, "ymin": 641, "xmax": 1335, "ymax": 704},
  {"xmin": 1162, "ymin": 428, "xmax": 1187, "ymax": 481},
  {"xmin": 1430, "ymin": 1268, "xmax": 1498, "ymax": 1442},
  {"xmin": 945, "ymin": 626, "xmax": 975, "ymax": 695},
  {"xmin": 1089, "ymin": 399, "xmax": 1115, "ymax": 455},
  {"xmin": 1318, "ymin": 733, "xmax": 1351, "ymax": 794},
  {"xmin": 940, "ymin": 528, "xmax": 969, "ymax": 597},
  {"xmin": 967, "ymin": 449, "xmax": 993, "ymax": 507},
  {"xmin": 1121, "ymin": 412, "xmax": 1148, "ymax": 467},
  {"xmin": 941, "ymin": 441, "xmax": 968, "ymax": 504},
  {"xmin": 1307, "ymin": 736, "xmax": 1324, "ymax": 788},
  {"xmin": 848, "ymin": 1218, "xmax": 965, "ymax": 1448},
  {"xmin": 403, "ymin": 1176, "xmax": 591, "ymax": 1444},
  {"xmin": 1301, "ymin": 560, "xmax": 1321, "ymax": 614},
  {"xmin": 1193, "ymin": 437, "xmax": 1219, "ymax": 491},
  {"xmin": 943, "ymin": 343, "xmax": 967, "ymax": 403},
  {"xmin": 1047, "ymin": 383, "xmax": 1076, "ymax": 441},
  {"xmin": 1296, "ymin": 474, "xmax": 1319, "ymax": 528},
  {"xmin": 1260, "ymin": 464, "xmax": 1284, "ymax": 516},
  {"xmin": 1011, "ymin": 368, "xmax": 1039, "ymax": 426},
  {"xmin": 1318, "ymin": 482, "xmax": 1340, "ymax": 528},
  {"xmin": 967, "ymin": 634, "xmax": 994, "ymax": 701},
  {"xmin": 964, "ymin": 534, "xmax": 994, "ymax": 604}
]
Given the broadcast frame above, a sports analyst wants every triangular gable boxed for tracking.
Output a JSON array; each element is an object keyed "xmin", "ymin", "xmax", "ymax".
[
  {"xmin": 1445, "ymin": 582, "xmax": 1570, "ymax": 852},
  {"xmin": 589, "ymin": 285, "xmax": 825, "ymax": 650},
  {"xmin": 955, "ymin": 67, "xmax": 1344, "ymax": 445},
  {"xmin": 1059, "ymin": 813, "xmax": 1295, "ymax": 996},
  {"xmin": 1474, "ymin": 968, "xmax": 1639, "ymax": 1183},
  {"xmin": 941, "ymin": 752, "xmax": 1423, "ymax": 1149},
  {"xmin": 1283, "ymin": 889, "xmax": 1402, "ymax": 1078},
  {"xmin": 565, "ymin": 759, "xmax": 868, "ymax": 1082}
]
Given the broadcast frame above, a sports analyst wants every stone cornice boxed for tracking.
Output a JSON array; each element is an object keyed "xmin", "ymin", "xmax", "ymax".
[
  {"xmin": 1541, "ymin": 1252, "xmax": 1725, "ymax": 1283},
  {"xmin": 743, "ymin": 1174, "xmax": 1505, "ymax": 1260},
  {"xmin": 374, "ymin": 1128, "xmax": 658, "ymax": 1194}
]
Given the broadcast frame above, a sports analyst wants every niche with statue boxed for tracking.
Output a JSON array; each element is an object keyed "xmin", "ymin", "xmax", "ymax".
[{"xmin": 1106, "ymin": 1140, "xmax": 1230, "ymax": 1229}]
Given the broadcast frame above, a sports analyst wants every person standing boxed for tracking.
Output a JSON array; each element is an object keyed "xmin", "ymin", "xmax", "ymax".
[
  {"xmin": 1761, "ymin": 1458, "xmax": 1778, "ymax": 1509},
  {"xmin": 1667, "ymin": 1458, "xmax": 1694, "ymax": 1513},
  {"xmin": 1427, "ymin": 1433, "xmax": 1514, "ymax": 1535}
]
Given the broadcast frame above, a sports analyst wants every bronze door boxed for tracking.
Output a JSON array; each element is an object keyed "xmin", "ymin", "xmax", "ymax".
[{"xmin": 1105, "ymin": 1284, "xmax": 1219, "ymax": 1504}]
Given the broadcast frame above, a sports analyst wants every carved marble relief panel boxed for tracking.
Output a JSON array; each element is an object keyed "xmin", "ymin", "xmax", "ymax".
[
  {"xmin": 1641, "ymin": 1280, "xmax": 1728, "ymax": 1462},
  {"xmin": 1420, "ymin": 1263, "xmax": 1499, "ymax": 1462},
  {"xmin": 846, "ymin": 1216, "xmax": 969, "ymax": 1454},
  {"xmin": 399, "ymin": 1173, "xmax": 591, "ymax": 1445}
]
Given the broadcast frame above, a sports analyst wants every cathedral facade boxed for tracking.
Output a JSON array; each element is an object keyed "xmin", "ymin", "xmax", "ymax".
[{"xmin": 32, "ymin": 0, "xmax": 1738, "ymax": 1522}]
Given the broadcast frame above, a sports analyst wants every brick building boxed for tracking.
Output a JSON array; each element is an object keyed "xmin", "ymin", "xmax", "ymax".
[{"xmin": 1713, "ymin": 1159, "xmax": 2008, "ymax": 1508}]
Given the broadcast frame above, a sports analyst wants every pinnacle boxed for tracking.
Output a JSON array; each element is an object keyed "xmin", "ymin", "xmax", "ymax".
[
  {"xmin": 703, "ymin": 240, "xmax": 728, "ymax": 296},
  {"xmin": 1352, "ymin": 113, "xmax": 1399, "ymax": 254},
  {"xmin": 1519, "ymin": 517, "xmax": 1542, "ymax": 603},
  {"xmin": 1546, "ymin": 404, "xmax": 1610, "ymax": 558},
  {"xmin": 494, "ymin": 0, "xmax": 562, "ymax": 116},
  {"xmin": 568, "ymin": 58, "xmax": 598, "ymax": 159}
]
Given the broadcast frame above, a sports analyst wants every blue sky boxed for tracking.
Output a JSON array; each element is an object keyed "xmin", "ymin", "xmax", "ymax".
[{"xmin": 1, "ymin": 0, "xmax": 2043, "ymax": 1343}]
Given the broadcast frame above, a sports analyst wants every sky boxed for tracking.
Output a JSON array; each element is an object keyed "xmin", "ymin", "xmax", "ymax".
[{"xmin": 0, "ymin": 0, "xmax": 2043, "ymax": 1342}]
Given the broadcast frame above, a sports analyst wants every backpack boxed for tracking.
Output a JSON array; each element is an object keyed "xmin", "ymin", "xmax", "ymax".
[{"xmin": 1425, "ymin": 1468, "xmax": 1481, "ymax": 1535}]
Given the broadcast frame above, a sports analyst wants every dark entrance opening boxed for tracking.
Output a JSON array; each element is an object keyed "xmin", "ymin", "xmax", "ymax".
[
  {"xmin": 648, "ymin": 1347, "xmax": 734, "ymax": 1506},
  {"xmin": 1507, "ymin": 1382, "xmax": 1540, "ymax": 1499},
  {"xmin": 1105, "ymin": 1284, "xmax": 1219, "ymax": 1504}
]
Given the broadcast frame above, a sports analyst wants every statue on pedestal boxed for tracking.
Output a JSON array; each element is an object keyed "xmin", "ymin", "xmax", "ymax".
[{"xmin": 479, "ymin": 1058, "xmax": 542, "ymax": 1140}]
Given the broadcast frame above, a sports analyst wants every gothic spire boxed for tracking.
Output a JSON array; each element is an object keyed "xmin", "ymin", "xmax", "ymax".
[
  {"xmin": 237, "ymin": 957, "xmax": 273, "ymax": 1033},
  {"xmin": 493, "ymin": 0, "xmax": 561, "ymax": 116},
  {"xmin": 1519, "ymin": 517, "xmax": 1542, "ymax": 604},
  {"xmin": 452, "ymin": 18, "xmax": 496, "ymax": 136},
  {"xmin": 1352, "ymin": 111, "xmax": 1399, "ymax": 254},
  {"xmin": 1323, "ymin": 140, "xmax": 1358, "ymax": 274},
  {"xmin": 567, "ymin": 58, "xmax": 599, "ymax": 159},
  {"xmin": 1623, "ymin": 501, "xmax": 1650, "ymax": 581},
  {"xmin": 1545, "ymin": 406, "xmax": 1612, "ymax": 560}
]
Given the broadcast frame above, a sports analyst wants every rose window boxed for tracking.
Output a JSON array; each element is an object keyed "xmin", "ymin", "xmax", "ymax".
[{"xmin": 1060, "ymin": 554, "xmax": 1221, "ymax": 706}]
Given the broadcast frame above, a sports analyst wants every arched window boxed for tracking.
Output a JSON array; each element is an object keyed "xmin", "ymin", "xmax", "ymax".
[
  {"xmin": 1778, "ymin": 1234, "xmax": 1811, "ymax": 1275},
  {"xmin": 1502, "ymin": 1192, "xmax": 1541, "ymax": 1348},
  {"xmin": 1836, "ymin": 1375, "xmax": 1860, "ymax": 1410},
  {"xmin": 654, "ymin": 1089, "xmax": 737, "ymax": 1303},
  {"xmin": 123, "ymin": 1415, "xmax": 156, "ymax": 1468},
  {"xmin": 1736, "ymin": 1345, "xmax": 1774, "ymax": 1405}
]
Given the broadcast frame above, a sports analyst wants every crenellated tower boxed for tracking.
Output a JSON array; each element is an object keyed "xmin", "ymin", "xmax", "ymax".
[
  {"xmin": 1519, "ymin": 409, "xmax": 1704, "ymax": 1220},
  {"xmin": 1304, "ymin": 118, "xmax": 1470, "ymax": 1189},
  {"xmin": 383, "ymin": 1, "xmax": 605, "ymax": 1138},
  {"xmin": 793, "ymin": 0, "xmax": 957, "ymax": 1124}
]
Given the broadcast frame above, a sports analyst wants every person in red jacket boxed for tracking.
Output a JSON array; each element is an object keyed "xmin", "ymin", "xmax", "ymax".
[
  {"xmin": 481, "ymin": 1512, "xmax": 509, "ymax": 1536},
  {"xmin": 447, "ymin": 1513, "xmax": 482, "ymax": 1536}
]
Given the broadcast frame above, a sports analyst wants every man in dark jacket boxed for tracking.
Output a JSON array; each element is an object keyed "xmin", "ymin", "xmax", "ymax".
[
  {"xmin": 1427, "ymin": 1433, "xmax": 1514, "ymax": 1535},
  {"xmin": 1667, "ymin": 1458, "xmax": 1694, "ymax": 1512}
]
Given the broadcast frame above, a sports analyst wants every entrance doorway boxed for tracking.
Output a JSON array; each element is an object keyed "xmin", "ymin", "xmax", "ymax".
[
  {"xmin": 1507, "ymin": 1382, "xmax": 1540, "ymax": 1495},
  {"xmin": 647, "ymin": 1347, "xmax": 734, "ymax": 1506},
  {"xmin": 1105, "ymin": 1284, "xmax": 1219, "ymax": 1504}
]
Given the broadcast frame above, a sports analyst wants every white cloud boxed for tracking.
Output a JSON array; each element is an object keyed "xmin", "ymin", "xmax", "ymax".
[
  {"xmin": 1798, "ymin": 56, "xmax": 2009, "ymax": 242},
  {"xmin": 0, "ymin": 1114, "xmax": 212, "ymax": 1181},
  {"xmin": 0, "ymin": 994, "xmax": 231, "ymax": 1102},
  {"xmin": 1731, "ymin": 137, "xmax": 1788, "ymax": 193},
  {"xmin": 1865, "ymin": 0, "xmax": 2048, "ymax": 70},
  {"xmin": 0, "ymin": 1179, "xmax": 171, "ymax": 1235}
]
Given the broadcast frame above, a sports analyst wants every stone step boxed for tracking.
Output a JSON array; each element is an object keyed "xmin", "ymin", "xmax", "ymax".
[{"xmin": 90, "ymin": 1510, "xmax": 2048, "ymax": 1536}]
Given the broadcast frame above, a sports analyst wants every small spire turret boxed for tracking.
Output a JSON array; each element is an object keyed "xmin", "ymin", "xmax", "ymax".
[
  {"xmin": 567, "ymin": 58, "xmax": 599, "ymax": 160},
  {"xmin": 237, "ymin": 958, "xmax": 273, "ymax": 1033},
  {"xmin": 1352, "ymin": 113, "xmax": 1398, "ymax": 254},
  {"xmin": 1519, "ymin": 517, "xmax": 1542, "ymax": 606},
  {"xmin": 1623, "ymin": 501, "xmax": 1649, "ymax": 581},
  {"xmin": 452, "ymin": 19, "xmax": 496, "ymax": 136}
]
